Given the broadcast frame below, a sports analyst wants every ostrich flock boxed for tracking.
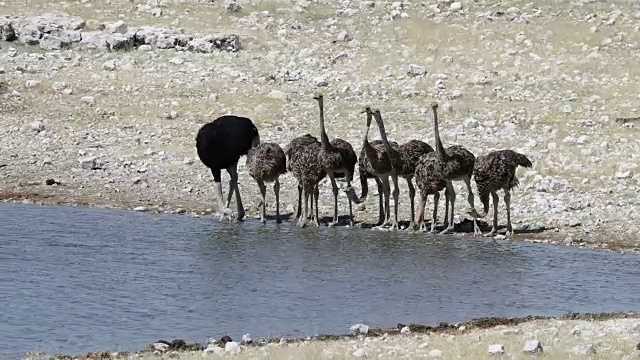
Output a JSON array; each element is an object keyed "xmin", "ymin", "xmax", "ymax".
[{"xmin": 195, "ymin": 94, "xmax": 533, "ymax": 237}]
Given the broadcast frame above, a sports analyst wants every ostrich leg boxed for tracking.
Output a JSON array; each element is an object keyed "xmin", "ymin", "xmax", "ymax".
[
  {"xmin": 346, "ymin": 173, "xmax": 355, "ymax": 227},
  {"xmin": 374, "ymin": 178, "xmax": 385, "ymax": 226},
  {"xmin": 257, "ymin": 179, "xmax": 267, "ymax": 223},
  {"xmin": 377, "ymin": 176, "xmax": 392, "ymax": 229},
  {"xmin": 295, "ymin": 183, "xmax": 303, "ymax": 221},
  {"xmin": 390, "ymin": 174, "xmax": 400, "ymax": 230},
  {"xmin": 485, "ymin": 192, "xmax": 499, "ymax": 236},
  {"xmin": 298, "ymin": 185, "xmax": 308, "ymax": 228},
  {"xmin": 406, "ymin": 177, "xmax": 416, "ymax": 230},
  {"xmin": 504, "ymin": 190, "xmax": 512, "ymax": 236},
  {"xmin": 274, "ymin": 178, "xmax": 282, "ymax": 224},
  {"xmin": 226, "ymin": 164, "xmax": 245, "ymax": 221},
  {"xmin": 313, "ymin": 185, "xmax": 320, "ymax": 227},
  {"xmin": 431, "ymin": 192, "xmax": 440, "ymax": 233},
  {"xmin": 417, "ymin": 194, "xmax": 428, "ymax": 232},
  {"xmin": 439, "ymin": 183, "xmax": 456, "ymax": 234},
  {"xmin": 328, "ymin": 173, "xmax": 340, "ymax": 227},
  {"xmin": 211, "ymin": 169, "xmax": 233, "ymax": 221}
]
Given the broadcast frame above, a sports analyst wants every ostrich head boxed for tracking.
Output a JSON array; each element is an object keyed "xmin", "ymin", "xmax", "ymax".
[
  {"xmin": 430, "ymin": 102, "xmax": 439, "ymax": 111},
  {"xmin": 313, "ymin": 93, "xmax": 324, "ymax": 102},
  {"xmin": 360, "ymin": 106, "xmax": 373, "ymax": 126}
]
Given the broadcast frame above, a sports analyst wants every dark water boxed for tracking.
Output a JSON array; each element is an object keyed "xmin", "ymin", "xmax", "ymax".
[{"xmin": 1, "ymin": 202, "xmax": 640, "ymax": 358}]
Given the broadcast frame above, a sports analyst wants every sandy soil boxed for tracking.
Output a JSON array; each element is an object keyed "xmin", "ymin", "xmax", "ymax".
[{"xmin": 1, "ymin": 0, "xmax": 639, "ymax": 250}]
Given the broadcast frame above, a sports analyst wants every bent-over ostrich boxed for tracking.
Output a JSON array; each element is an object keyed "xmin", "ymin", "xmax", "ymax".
[
  {"xmin": 346, "ymin": 107, "xmax": 398, "ymax": 227},
  {"xmin": 314, "ymin": 93, "xmax": 358, "ymax": 227},
  {"xmin": 414, "ymin": 152, "xmax": 448, "ymax": 233},
  {"xmin": 288, "ymin": 143, "xmax": 327, "ymax": 227},
  {"xmin": 246, "ymin": 142, "xmax": 287, "ymax": 223},
  {"xmin": 429, "ymin": 103, "xmax": 476, "ymax": 234},
  {"xmin": 371, "ymin": 109, "xmax": 433, "ymax": 230},
  {"xmin": 284, "ymin": 133, "xmax": 321, "ymax": 222},
  {"xmin": 467, "ymin": 149, "xmax": 533, "ymax": 236},
  {"xmin": 196, "ymin": 115, "xmax": 260, "ymax": 221}
]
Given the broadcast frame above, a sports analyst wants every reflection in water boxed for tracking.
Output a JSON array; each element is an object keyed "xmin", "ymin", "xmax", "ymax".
[{"xmin": 1, "ymin": 202, "xmax": 639, "ymax": 358}]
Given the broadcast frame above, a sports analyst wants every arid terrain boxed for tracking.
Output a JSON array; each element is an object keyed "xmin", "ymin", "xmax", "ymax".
[
  {"xmin": 1, "ymin": 0, "xmax": 639, "ymax": 250},
  {"xmin": 24, "ymin": 312, "xmax": 640, "ymax": 359}
]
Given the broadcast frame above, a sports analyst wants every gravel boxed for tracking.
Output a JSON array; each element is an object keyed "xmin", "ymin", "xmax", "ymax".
[{"xmin": 1, "ymin": 0, "xmax": 639, "ymax": 250}]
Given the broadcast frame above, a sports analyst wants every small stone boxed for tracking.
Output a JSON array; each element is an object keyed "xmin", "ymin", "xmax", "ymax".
[
  {"xmin": 488, "ymin": 344, "xmax": 505, "ymax": 355},
  {"xmin": 352, "ymin": 348, "xmax": 366, "ymax": 358},
  {"xmin": 350, "ymin": 323, "xmax": 369, "ymax": 335},
  {"xmin": 450, "ymin": 2, "xmax": 462, "ymax": 11},
  {"xmin": 224, "ymin": 341, "xmax": 241, "ymax": 354},
  {"xmin": 152, "ymin": 342, "xmax": 169, "ymax": 351},
  {"xmin": 313, "ymin": 76, "xmax": 328, "ymax": 87},
  {"xmin": 523, "ymin": 339, "xmax": 543, "ymax": 353},
  {"xmin": 407, "ymin": 64, "xmax": 427, "ymax": 77},
  {"xmin": 81, "ymin": 96, "xmax": 95, "ymax": 105},
  {"xmin": 106, "ymin": 20, "xmax": 128, "ymax": 34},
  {"xmin": 268, "ymin": 90, "xmax": 289, "ymax": 101},
  {"xmin": 25, "ymin": 79, "xmax": 41, "ymax": 88},
  {"xmin": 464, "ymin": 117, "xmax": 479, "ymax": 128},
  {"xmin": 30, "ymin": 120, "xmax": 45, "ymax": 132},
  {"xmin": 134, "ymin": 206, "xmax": 147, "ymax": 212},
  {"xmin": 616, "ymin": 170, "xmax": 633, "ymax": 179},
  {"xmin": 224, "ymin": 0, "xmax": 242, "ymax": 12},
  {"xmin": 335, "ymin": 30, "xmax": 352, "ymax": 42},
  {"xmin": 183, "ymin": 157, "xmax": 194, "ymax": 165},
  {"xmin": 451, "ymin": 89, "xmax": 463, "ymax": 98},
  {"xmin": 400, "ymin": 326, "xmax": 411, "ymax": 334},
  {"xmin": 428, "ymin": 349, "xmax": 442, "ymax": 358},
  {"xmin": 102, "ymin": 59, "xmax": 117, "ymax": 71},
  {"xmin": 573, "ymin": 343, "xmax": 596, "ymax": 355},
  {"xmin": 240, "ymin": 334, "xmax": 252, "ymax": 345}
]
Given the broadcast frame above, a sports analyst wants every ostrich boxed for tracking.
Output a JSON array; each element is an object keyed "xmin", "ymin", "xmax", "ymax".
[
  {"xmin": 467, "ymin": 149, "xmax": 533, "ymax": 236},
  {"xmin": 288, "ymin": 143, "xmax": 327, "ymax": 227},
  {"xmin": 246, "ymin": 142, "xmax": 287, "ymax": 223},
  {"xmin": 428, "ymin": 102, "xmax": 476, "ymax": 234},
  {"xmin": 284, "ymin": 133, "xmax": 321, "ymax": 221},
  {"xmin": 196, "ymin": 115, "xmax": 260, "ymax": 221},
  {"xmin": 314, "ymin": 93, "xmax": 358, "ymax": 227},
  {"xmin": 370, "ymin": 109, "xmax": 434, "ymax": 230},
  {"xmin": 346, "ymin": 107, "xmax": 398, "ymax": 227},
  {"xmin": 414, "ymin": 152, "xmax": 448, "ymax": 233}
]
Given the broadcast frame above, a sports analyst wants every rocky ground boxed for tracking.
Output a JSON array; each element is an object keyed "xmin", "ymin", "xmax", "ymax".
[
  {"xmin": 23, "ymin": 312, "xmax": 640, "ymax": 359},
  {"xmin": 1, "ymin": 0, "xmax": 639, "ymax": 249}
]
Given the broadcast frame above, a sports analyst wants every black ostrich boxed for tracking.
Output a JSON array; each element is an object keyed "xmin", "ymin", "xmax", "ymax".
[{"xmin": 196, "ymin": 115, "xmax": 260, "ymax": 221}]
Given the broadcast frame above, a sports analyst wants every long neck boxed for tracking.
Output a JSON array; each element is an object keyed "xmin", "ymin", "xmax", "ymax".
[
  {"xmin": 432, "ymin": 106, "xmax": 448, "ymax": 159},
  {"xmin": 318, "ymin": 99, "xmax": 331, "ymax": 149},
  {"xmin": 374, "ymin": 113, "xmax": 395, "ymax": 155}
]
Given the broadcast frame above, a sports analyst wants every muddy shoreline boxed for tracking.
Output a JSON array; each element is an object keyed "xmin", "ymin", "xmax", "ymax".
[
  {"xmin": 34, "ymin": 311, "xmax": 640, "ymax": 360},
  {"xmin": 2, "ymin": 187, "xmax": 639, "ymax": 254}
]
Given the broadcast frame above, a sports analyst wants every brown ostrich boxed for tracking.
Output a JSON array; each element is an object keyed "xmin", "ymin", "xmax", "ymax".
[
  {"xmin": 429, "ymin": 103, "xmax": 476, "ymax": 234},
  {"xmin": 284, "ymin": 134, "xmax": 321, "ymax": 222},
  {"xmin": 467, "ymin": 149, "xmax": 533, "ymax": 236},
  {"xmin": 246, "ymin": 142, "xmax": 287, "ymax": 223},
  {"xmin": 314, "ymin": 93, "xmax": 358, "ymax": 227}
]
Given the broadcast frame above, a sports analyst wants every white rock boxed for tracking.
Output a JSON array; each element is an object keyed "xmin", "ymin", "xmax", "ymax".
[
  {"xmin": 451, "ymin": 89, "xmax": 463, "ymax": 98},
  {"xmin": 616, "ymin": 170, "xmax": 633, "ymax": 179},
  {"xmin": 464, "ymin": 117, "xmax": 479, "ymax": 128},
  {"xmin": 313, "ymin": 76, "xmax": 328, "ymax": 87},
  {"xmin": 106, "ymin": 20, "xmax": 128, "ymax": 34},
  {"xmin": 352, "ymin": 348, "xmax": 366, "ymax": 358},
  {"xmin": 203, "ymin": 344, "xmax": 224, "ymax": 356},
  {"xmin": 152, "ymin": 342, "xmax": 169, "ymax": 351},
  {"xmin": 450, "ymin": 2, "xmax": 462, "ymax": 11},
  {"xmin": 522, "ymin": 339, "xmax": 543, "ymax": 353},
  {"xmin": 224, "ymin": 0, "xmax": 242, "ymax": 12},
  {"xmin": 225, "ymin": 341, "xmax": 241, "ymax": 353},
  {"xmin": 407, "ymin": 64, "xmax": 427, "ymax": 77},
  {"xmin": 350, "ymin": 323, "xmax": 370, "ymax": 335},
  {"xmin": 400, "ymin": 326, "xmax": 411, "ymax": 334},
  {"xmin": 78, "ymin": 156, "xmax": 99, "ymax": 170},
  {"xmin": 25, "ymin": 79, "xmax": 41, "ymax": 88},
  {"xmin": 30, "ymin": 120, "xmax": 45, "ymax": 132},
  {"xmin": 336, "ymin": 30, "xmax": 352, "ymax": 42},
  {"xmin": 102, "ymin": 59, "xmax": 117, "ymax": 71},
  {"xmin": 428, "ymin": 349, "xmax": 442, "ymax": 358},
  {"xmin": 133, "ymin": 206, "xmax": 147, "ymax": 212},
  {"xmin": 268, "ymin": 90, "xmax": 289, "ymax": 101},
  {"xmin": 81, "ymin": 96, "xmax": 95, "ymax": 105},
  {"xmin": 241, "ymin": 334, "xmax": 252, "ymax": 344},
  {"xmin": 488, "ymin": 344, "xmax": 505, "ymax": 355}
]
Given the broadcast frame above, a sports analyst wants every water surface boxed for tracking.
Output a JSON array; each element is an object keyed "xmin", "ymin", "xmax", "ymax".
[{"xmin": 1, "ymin": 202, "xmax": 639, "ymax": 358}]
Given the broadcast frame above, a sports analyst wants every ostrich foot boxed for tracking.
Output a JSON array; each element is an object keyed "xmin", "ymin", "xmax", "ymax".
[
  {"xmin": 260, "ymin": 217, "xmax": 266, "ymax": 224},
  {"xmin": 438, "ymin": 225, "xmax": 454, "ymax": 235},
  {"xmin": 483, "ymin": 229, "xmax": 496, "ymax": 237},
  {"xmin": 297, "ymin": 219, "xmax": 307, "ymax": 228},
  {"xmin": 505, "ymin": 230, "xmax": 513, "ymax": 237},
  {"xmin": 217, "ymin": 207, "xmax": 234, "ymax": 222},
  {"xmin": 328, "ymin": 221, "xmax": 339, "ymax": 228},
  {"xmin": 406, "ymin": 221, "xmax": 416, "ymax": 231},
  {"xmin": 418, "ymin": 222, "xmax": 427, "ymax": 232}
]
